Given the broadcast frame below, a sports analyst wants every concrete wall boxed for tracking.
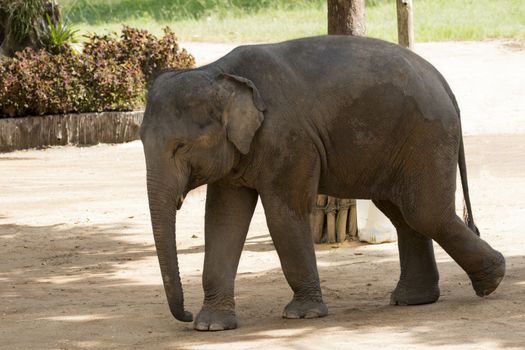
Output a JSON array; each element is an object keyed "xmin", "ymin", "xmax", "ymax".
[{"xmin": 0, "ymin": 111, "xmax": 144, "ymax": 153}]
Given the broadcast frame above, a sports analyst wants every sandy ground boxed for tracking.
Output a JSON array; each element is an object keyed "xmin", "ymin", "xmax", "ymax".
[{"xmin": 1, "ymin": 41, "xmax": 525, "ymax": 349}]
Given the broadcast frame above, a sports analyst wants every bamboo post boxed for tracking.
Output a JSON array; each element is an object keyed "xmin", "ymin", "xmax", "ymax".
[
  {"xmin": 336, "ymin": 199, "xmax": 350, "ymax": 242},
  {"xmin": 396, "ymin": 0, "xmax": 414, "ymax": 50},
  {"xmin": 310, "ymin": 194, "xmax": 327, "ymax": 243},
  {"xmin": 347, "ymin": 199, "xmax": 358, "ymax": 240},
  {"xmin": 326, "ymin": 196, "xmax": 338, "ymax": 243}
]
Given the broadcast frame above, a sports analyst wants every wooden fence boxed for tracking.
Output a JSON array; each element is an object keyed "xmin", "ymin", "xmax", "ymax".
[
  {"xmin": 0, "ymin": 111, "xmax": 143, "ymax": 152},
  {"xmin": 310, "ymin": 195, "xmax": 358, "ymax": 243}
]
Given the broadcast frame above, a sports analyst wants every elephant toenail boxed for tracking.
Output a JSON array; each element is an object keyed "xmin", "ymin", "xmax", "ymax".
[
  {"xmin": 209, "ymin": 323, "xmax": 225, "ymax": 331},
  {"xmin": 304, "ymin": 310, "xmax": 320, "ymax": 319},
  {"xmin": 283, "ymin": 311, "xmax": 300, "ymax": 319},
  {"xmin": 194, "ymin": 322, "xmax": 209, "ymax": 331}
]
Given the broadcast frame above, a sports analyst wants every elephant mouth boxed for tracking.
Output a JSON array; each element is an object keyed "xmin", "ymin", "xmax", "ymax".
[{"xmin": 176, "ymin": 195, "xmax": 185, "ymax": 210}]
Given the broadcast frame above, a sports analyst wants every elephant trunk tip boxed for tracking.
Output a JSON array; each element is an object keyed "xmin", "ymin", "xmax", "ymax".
[{"xmin": 170, "ymin": 306, "xmax": 193, "ymax": 322}]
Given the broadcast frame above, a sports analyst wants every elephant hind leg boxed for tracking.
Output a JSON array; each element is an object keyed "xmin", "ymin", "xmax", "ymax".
[
  {"xmin": 373, "ymin": 200, "xmax": 440, "ymax": 305},
  {"xmin": 421, "ymin": 214, "xmax": 505, "ymax": 297},
  {"xmin": 395, "ymin": 184, "xmax": 505, "ymax": 298}
]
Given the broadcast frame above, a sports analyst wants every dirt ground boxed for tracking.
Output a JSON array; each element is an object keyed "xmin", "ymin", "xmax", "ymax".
[{"xmin": 1, "ymin": 41, "xmax": 525, "ymax": 349}]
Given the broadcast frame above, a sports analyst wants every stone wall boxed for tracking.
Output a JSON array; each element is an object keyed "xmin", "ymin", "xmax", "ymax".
[{"xmin": 0, "ymin": 111, "xmax": 144, "ymax": 153}]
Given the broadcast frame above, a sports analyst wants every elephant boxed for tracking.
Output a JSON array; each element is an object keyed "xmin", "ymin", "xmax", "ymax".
[{"xmin": 140, "ymin": 35, "xmax": 505, "ymax": 331}]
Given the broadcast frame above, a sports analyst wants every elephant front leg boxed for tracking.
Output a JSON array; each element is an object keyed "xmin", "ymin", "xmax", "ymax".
[
  {"xmin": 260, "ymin": 192, "xmax": 328, "ymax": 319},
  {"xmin": 195, "ymin": 182, "xmax": 258, "ymax": 331}
]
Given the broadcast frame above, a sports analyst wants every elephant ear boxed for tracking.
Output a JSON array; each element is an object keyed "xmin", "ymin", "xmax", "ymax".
[{"xmin": 218, "ymin": 73, "xmax": 266, "ymax": 155}]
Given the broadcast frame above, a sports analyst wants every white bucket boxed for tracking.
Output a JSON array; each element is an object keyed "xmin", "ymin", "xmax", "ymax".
[{"xmin": 357, "ymin": 200, "xmax": 397, "ymax": 243}]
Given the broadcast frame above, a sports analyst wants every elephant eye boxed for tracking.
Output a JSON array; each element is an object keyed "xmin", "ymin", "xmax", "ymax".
[{"xmin": 172, "ymin": 143, "xmax": 185, "ymax": 157}]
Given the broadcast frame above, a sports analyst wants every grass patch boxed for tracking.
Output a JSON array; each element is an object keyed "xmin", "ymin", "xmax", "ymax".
[
  {"xmin": 68, "ymin": 7, "xmax": 328, "ymax": 43},
  {"xmin": 414, "ymin": 0, "xmax": 525, "ymax": 41},
  {"xmin": 59, "ymin": 0, "xmax": 327, "ymax": 23},
  {"xmin": 61, "ymin": 0, "xmax": 525, "ymax": 43}
]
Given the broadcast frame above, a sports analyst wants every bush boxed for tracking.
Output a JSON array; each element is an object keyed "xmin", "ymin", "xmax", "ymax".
[
  {"xmin": 84, "ymin": 26, "xmax": 195, "ymax": 83},
  {"xmin": 0, "ymin": 26, "xmax": 195, "ymax": 118}
]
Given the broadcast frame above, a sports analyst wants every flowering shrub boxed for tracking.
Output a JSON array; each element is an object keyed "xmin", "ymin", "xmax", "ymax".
[{"xmin": 0, "ymin": 26, "xmax": 195, "ymax": 118}]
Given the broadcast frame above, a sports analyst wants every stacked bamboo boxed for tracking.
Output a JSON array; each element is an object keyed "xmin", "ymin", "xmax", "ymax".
[{"xmin": 310, "ymin": 195, "xmax": 358, "ymax": 243}]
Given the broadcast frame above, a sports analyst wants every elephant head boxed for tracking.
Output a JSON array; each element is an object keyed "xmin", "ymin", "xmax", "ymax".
[{"xmin": 139, "ymin": 69, "xmax": 266, "ymax": 322}]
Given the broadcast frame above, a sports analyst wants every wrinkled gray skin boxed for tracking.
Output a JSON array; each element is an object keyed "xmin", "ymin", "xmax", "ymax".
[{"xmin": 140, "ymin": 36, "xmax": 505, "ymax": 331}]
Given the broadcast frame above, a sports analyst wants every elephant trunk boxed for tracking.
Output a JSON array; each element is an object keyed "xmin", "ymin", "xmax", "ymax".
[{"xmin": 146, "ymin": 169, "xmax": 192, "ymax": 322}]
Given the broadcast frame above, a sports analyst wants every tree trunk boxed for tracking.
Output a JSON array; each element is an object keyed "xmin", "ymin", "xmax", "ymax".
[
  {"xmin": 0, "ymin": 7, "xmax": 15, "ymax": 57},
  {"xmin": 0, "ymin": 8, "xmax": 6, "ymax": 42},
  {"xmin": 327, "ymin": 0, "xmax": 366, "ymax": 36},
  {"xmin": 317, "ymin": 0, "xmax": 365, "ymax": 245}
]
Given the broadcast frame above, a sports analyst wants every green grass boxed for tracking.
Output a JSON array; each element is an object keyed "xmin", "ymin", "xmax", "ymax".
[
  {"xmin": 60, "ymin": 0, "xmax": 525, "ymax": 43},
  {"xmin": 68, "ymin": 7, "xmax": 328, "ymax": 43}
]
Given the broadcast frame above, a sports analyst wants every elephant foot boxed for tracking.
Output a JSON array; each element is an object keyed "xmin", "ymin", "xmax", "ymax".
[
  {"xmin": 390, "ymin": 280, "xmax": 440, "ymax": 306},
  {"xmin": 194, "ymin": 307, "xmax": 238, "ymax": 331},
  {"xmin": 468, "ymin": 251, "xmax": 505, "ymax": 297},
  {"xmin": 282, "ymin": 298, "xmax": 328, "ymax": 319}
]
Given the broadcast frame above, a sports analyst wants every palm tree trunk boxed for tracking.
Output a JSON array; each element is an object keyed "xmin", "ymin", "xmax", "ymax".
[{"xmin": 0, "ymin": 0, "xmax": 60, "ymax": 57}]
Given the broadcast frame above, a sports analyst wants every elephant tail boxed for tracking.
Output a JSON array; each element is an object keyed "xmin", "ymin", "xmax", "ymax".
[
  {"xmin": 443, "ymin": 78, "xmax": 480, "ymax": 236},
  {"xmin": 458, "ymin": 132, "xmax": 480, "ymax": 236}
]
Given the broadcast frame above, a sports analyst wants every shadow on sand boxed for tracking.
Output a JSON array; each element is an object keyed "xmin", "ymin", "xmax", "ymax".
[{"xmin": 1, "ymin": 221, "xmax": 524, "ymax": 349}]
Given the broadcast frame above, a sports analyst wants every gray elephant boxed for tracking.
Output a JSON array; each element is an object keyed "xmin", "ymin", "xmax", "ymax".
[{"xmin": 140, "ymin": 35, "xmax": 505, "ymax": 331}]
